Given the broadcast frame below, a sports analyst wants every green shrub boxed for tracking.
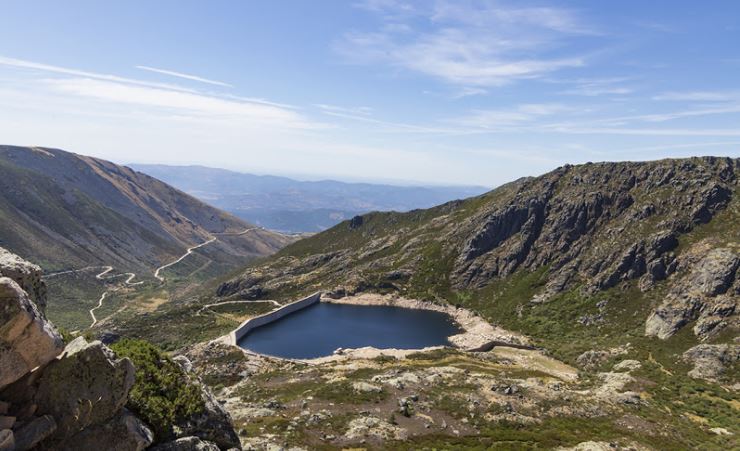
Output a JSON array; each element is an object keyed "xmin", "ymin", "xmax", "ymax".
[{"xmin": 110, "ymin": 339, "xmax": 205, "ymax": 443}]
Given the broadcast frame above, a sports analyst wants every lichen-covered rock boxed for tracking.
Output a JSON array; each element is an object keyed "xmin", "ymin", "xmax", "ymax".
[
  {"xmin": 0, "ymin": 247, "xmax": 47, "ymax": 312},
  {"xmin": 682, "ymin": 343, "xmax": 739, "ymax": 383},
  {"xmin": 576, "ymin": 350, "xmax": 611, "ymax": 370},
  {"xmin": 31, "ymin": 337, "xmax": 135, "ymax": 441},
  {"xmin": 343, "ymin": 415, "xmax": 408, "ymax": 441},
  {"xmin": 557, "ymin": 441, "xmax": 652, "ymax": 451},
  {"xmin": 50, "ymin": 408, "xmax": 153, "ymax": 451},
  {"xmin": 171, "ymin": 356, "xmax": 241, "ymax": 449},
  {"xmin": 0, "ymin": 277, "xmax": 63, "ymax": 390},
  {"xmin": 151, "ymin": 436, "xmax": 221, "ymax": 451},
  {"xmin": 613, "ymin": 360, "xmax": 642, "ymax": 372},
  {"xmin": 646, "ymin": 248, "xmax": 739, "ymax": 339}
]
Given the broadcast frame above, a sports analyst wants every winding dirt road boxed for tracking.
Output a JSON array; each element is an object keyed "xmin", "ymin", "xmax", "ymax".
[
  {"xmin": 95, "ymin": 266, "xmax": 143, "ymax": 286},
  {"xmin": 153, "ymin": 228, "xmax": 258, "ymax": 282},
  {"xmin": 44, "ymin": 265, "xmax": 104, "ymax": 279},
  {"xmin": 49, "ymin": 227, "xmax": 260, "ymax": 328},
  {"xmin": 88, "ymin": 266, "xmax": 145, "ymax": 327},
  {"xmin": 153, "ymin": 237, "xmax": 218, "ymax": 282},
  {"xmin": 88, "ymin": 292, "xmax": 109, "ymax": 327}
]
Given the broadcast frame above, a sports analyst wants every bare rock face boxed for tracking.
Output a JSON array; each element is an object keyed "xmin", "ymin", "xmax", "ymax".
[
  {"xmin": 52, "ymin": 408, "xmax": 153, "ymax": 451},
  {"xmin": 682, "ymin": 343, "xmax": 740, "ymax": 383},
  {"xmin": 0, "ymin": 277, "xmax": 63, "ymax": 390},
  {"xmin": 31, "ymin": 337, "xmax": 136, "ymax": 441},
  {"xmin": 646, "ymin": 247, "xmax": 739, "ymax": 339},
  {"xmin": 0, "ymin": 247, "xmax": 47, "ymax": 312},
  {"xmin": 13, "ymin": 414, "xmax": 57, "ymax": 451}
]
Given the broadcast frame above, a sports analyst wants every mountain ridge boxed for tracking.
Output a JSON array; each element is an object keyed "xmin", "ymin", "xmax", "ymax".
[
  {"xmin": 0, "ymin": 145, "xmax": 292, "ymax": 273},
  {"xmin": 130, "ymin": 163, "xmax": 489, "ymax": 233}
]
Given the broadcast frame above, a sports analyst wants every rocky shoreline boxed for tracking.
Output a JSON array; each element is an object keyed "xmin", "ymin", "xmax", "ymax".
[{"xmin": 223, "ymin": 292, "xmax": 533, "ymax": 364}]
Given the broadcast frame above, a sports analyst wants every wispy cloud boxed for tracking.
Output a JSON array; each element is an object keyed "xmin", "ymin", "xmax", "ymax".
[
  {"xmin": 554, "ymin": 77, "xmax": 635, "ymax": 97},
  {"xmin": 45, "ymin": 77, "xmax": 322, "ymax": 129},
  {"xmin": 448, "ymin": 103, "xmax": 574, "ymax": 130},
  {"xmin": 545, "ymin": 126, "xmax": 740, "ymax": 137},
  {"xmin": 0, "ymin": 56, "xmax": 192, "ymax": 93},
  {"xmin": 0, "ymin": 55, "xmax": 324, "ymax": 131},
  {"xmin": 652, "ymin": 91, "xmax": 740, "ymax": 102},
  {"xmin": 337, "ymin": 0, "xmax": 593, "ymax": 90},
  {"xmin": 315, "ymin": 103, "xmax": 374, "ymax": 116},
  {"xmin": 136, "ymin": 65, "xmax": 232, "ymax": 87}
]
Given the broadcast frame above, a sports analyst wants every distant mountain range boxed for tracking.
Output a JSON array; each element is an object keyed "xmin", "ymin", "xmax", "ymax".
[
  {"xmin": 130, "ymin": 164, "xmax": 489, "ymax": 233},
  {"xmin": 0, "ymin": 145, "xmax": 292, "ymax": 273}
]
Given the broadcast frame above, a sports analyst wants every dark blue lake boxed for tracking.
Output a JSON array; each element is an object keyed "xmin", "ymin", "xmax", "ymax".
[{"xmin": 237, "ymin": 302, "xmax": 462, "ymax": 359}]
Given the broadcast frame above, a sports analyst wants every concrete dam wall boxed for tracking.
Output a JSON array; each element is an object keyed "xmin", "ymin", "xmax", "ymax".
[{"xmin": 229, "ymin": 292, "xmax": 321, "ymax": 345}]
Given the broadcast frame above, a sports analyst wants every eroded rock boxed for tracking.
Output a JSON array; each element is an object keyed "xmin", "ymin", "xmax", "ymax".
[
  {"xmin": 54, "ymin": 408, "xmax": 153, "ymax": 451},
  {"xmin": 31, "ymin": 337, "xmax": 135, "ymax": 441},
  {"xmin": 646, "ymin": 248, "xmax": 739, "ymax": 339},
  {"xmin": 170, "ymin": 356, "xmax": 241, "ymax": 449},
  {"xmin": 13, "ymin": 414, "xmax": 56, "ymax": 451},
  {"xmin": 0, "ymin": 247, "xmax": 47, "ymax": 311},
  {"xmin": 0, "ymin": 277, "xmax": 63, "ymax": 390},
  {"xmin": 682, "ymin": 343, "xmax": 740, "ymax": 383}
]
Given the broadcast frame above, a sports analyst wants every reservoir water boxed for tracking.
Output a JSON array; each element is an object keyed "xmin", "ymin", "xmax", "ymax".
[{"xmin": 237, "ymin": 302, "xmax": 462, "ymax": 359}]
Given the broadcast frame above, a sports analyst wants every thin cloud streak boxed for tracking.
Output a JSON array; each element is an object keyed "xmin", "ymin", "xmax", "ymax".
[
  {"xmin": 136, "ymin": 65, "xmax": 233, "ymax": 87},
  {"xmin": 0, "ymin": 55, "xmax": 195, "ymax": 93},
  {"xmin": 44, "ymin": 77, "xmax": 324, "ymax": 129}
]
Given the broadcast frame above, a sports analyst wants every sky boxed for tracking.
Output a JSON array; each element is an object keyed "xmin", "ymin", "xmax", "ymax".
[{"xmin": 1, "ymin": 0, "xmax": 739, "ymax": 187}]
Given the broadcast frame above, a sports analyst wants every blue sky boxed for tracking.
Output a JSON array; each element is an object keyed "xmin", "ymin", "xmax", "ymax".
[{"xmin": 1, "ymin": 0, "xmax": 739, "ymax": 186}]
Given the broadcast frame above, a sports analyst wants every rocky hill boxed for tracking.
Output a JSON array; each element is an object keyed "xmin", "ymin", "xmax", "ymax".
[
  {"xmin": 0, "ymin": 145, "xmax": 292, "ymax": 273},
  {"xmin": 218, "ymin": 156, "xmax": 738, "ymax": 347},
  {"xmin": 0, "ymin": 247, "xmax": 239, "ymax": 450}
]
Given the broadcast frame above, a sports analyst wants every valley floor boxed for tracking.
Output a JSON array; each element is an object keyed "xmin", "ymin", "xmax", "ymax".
[{"xmin": 176, "ymin": 293, "xmax": 739, "ymax": 451}]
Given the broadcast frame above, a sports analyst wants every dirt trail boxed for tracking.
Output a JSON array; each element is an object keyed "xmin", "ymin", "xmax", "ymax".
[
  {"xmin": 153, "ymin": 237, "xmax": 217, "ymax": 281},
  {"xmin": 88, "ymin": 266, "xmax": 145, "ymax": 327},
  {"xmin": 48, "ymin": 227, "xmax": 260, "ymax": 328},
  {"xmin": 153, "ymin": 228, "xmax": 257, "ymax": 282}
]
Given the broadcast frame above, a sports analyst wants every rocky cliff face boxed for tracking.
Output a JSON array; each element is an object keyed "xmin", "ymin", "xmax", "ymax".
[
  {"xmin": 0, "ymin": 247, "xmax": 240, "ymax": 450},
  {"xmin": 217, "ymin": 157, "xmax": 739, "ymax": 343}
]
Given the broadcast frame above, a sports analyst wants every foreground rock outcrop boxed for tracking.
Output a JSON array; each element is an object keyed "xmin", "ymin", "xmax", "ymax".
[
  {"xmin": 0, "ymin": 247, "xmax": 239, "ymax": 450},
  {"xmin": 0, "ymin": 247, "xmax": 149, "ymax": 450},
  {"xmin": 0, "ymin": 277, "xmax": 63, "ymax": 391},
  {"xmin": 0, "ymin": 248, "xmax": 48, "ymax": 311}
]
